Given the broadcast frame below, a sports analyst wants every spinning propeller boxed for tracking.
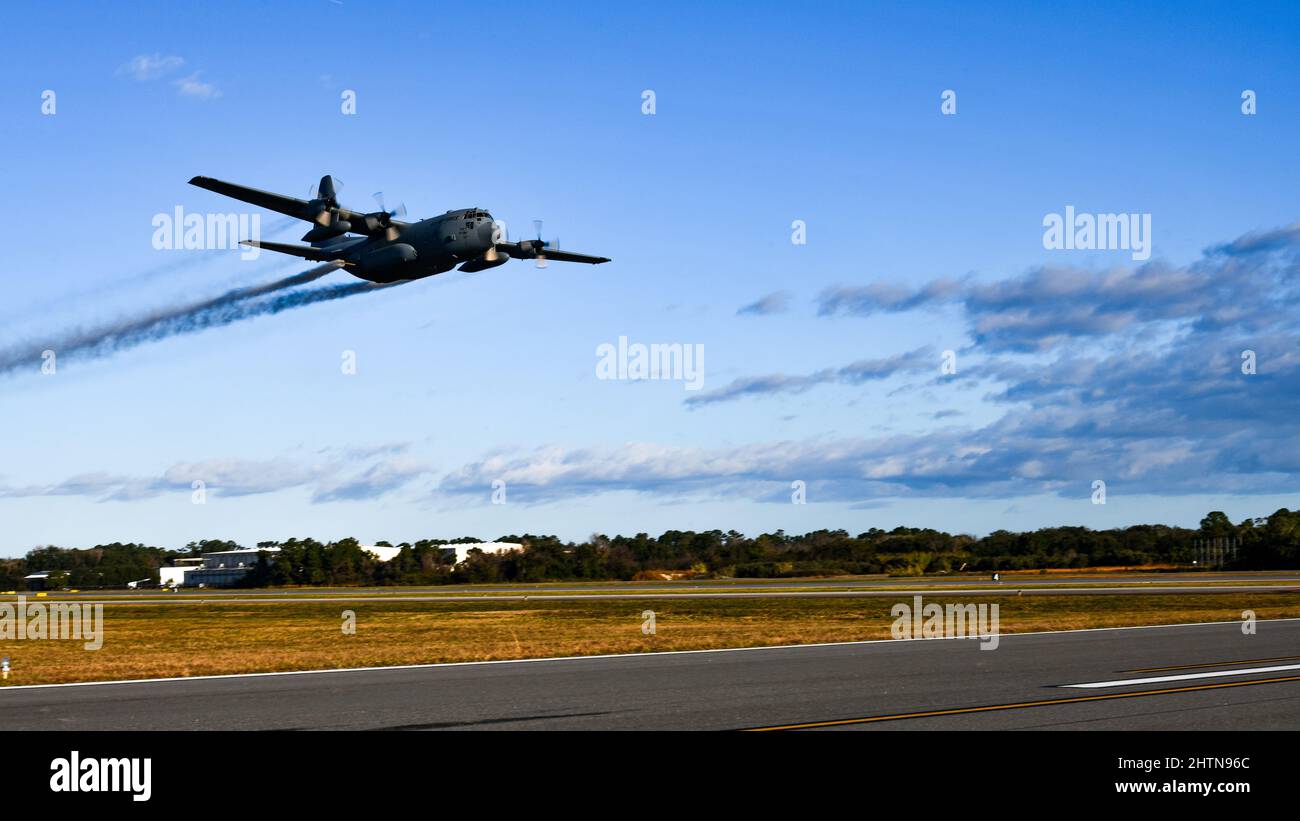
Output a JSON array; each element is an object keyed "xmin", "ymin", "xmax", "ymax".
[
  {"xmin": 372, "ymin": 192, "xmax": 407, "ymax": 241},
  {"xmin": 530, "ymin": 219, "xmax": 560, "ymax": 268}
]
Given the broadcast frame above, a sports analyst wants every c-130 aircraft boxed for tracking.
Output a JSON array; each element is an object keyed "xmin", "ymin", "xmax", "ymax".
[{"xmin": 189, "ymin": 174, "xmax": 611, "ymax": 283}]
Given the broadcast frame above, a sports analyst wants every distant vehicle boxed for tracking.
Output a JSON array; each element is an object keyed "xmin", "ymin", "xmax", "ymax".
[{"xmin": 189, "ymin": 174, "xmax": 612, "ymax": 283}]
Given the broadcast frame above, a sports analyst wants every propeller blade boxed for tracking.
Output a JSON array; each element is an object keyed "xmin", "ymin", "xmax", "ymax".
[
  {"xmin": 373, "ymin": 192, "xmax": 407, "ymax": 219},
  {"xmin": 531, "ymin": 220, "xmax": 557, "ymax": 267},
  {"xmin": 490, "ymin": 220, "xmax": 509, "ymax": 244}
]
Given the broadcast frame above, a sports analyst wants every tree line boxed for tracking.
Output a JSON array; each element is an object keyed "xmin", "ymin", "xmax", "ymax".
[{"xmin": 2, "ymin": 507, "xmax": 1298, "ymax": 590}]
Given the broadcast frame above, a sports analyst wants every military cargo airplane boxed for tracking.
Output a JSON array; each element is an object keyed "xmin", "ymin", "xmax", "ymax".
[{"xmin": 189, "ymin": 174, "xmax": 611, "ymax": 283}]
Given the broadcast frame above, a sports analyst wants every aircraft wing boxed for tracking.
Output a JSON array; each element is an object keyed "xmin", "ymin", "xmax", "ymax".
[
  {"xmin": 188, "ymin": 176, "xmax": 368, "ymax": 225},
  {"xmin": 536, "ymin": 248, "xmax": 611, "ymax": 264},
  {"xmin": 499, "ymin": 242, "xmax": 611, "ymax": 264}
]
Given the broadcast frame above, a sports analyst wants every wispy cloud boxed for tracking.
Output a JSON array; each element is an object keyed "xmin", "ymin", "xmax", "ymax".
[
  {"xmin": 817, "ymin": 278, "xmax": 965, "ymax": 317},
  {"xmin": 817, "ymin": 229, "xmax": 1300, "ymax": 353},
  {"xmin": 313, "ymin": 457, "xmax": 430, "ymax": 503},
  {"xmin": 172, "ymin": 72, "xmax": 221, "ymax": 99},
  {"xmin": 116, "ymin": 54, "xmax": 220, "ymax": 99},
  {"xmin": 438, "ymin": 220, "xmax": 1300, "ymax": 503},
  {"xmin": 0, "ymin": 447, "xmax": 431, "ymax": 504},
  {"xmin": 737, "ymin": 290, "xmax": 792, "ymax": 316},
  {"xmin": 13, "ymin": 221, "xmax": 1300, "ymax": 510},
  {"xmin": 434, "ymin": 437, "xmax": 1037, "ymax": 504},
  {"xmin": 685, "ymin": 346, "xmax": 935, "ymax": 407},
  {"xmin": 116, "ymin": 53, "xmax": 184, "ymax": 81}
]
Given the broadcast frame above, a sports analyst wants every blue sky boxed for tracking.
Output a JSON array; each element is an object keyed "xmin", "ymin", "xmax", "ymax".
[{"xmin": 1, "ymin": 1, "xmax": 1299, "ymax": 553}]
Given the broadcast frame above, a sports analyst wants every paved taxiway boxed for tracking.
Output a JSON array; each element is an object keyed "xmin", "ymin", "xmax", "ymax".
[
  {"xmin": 17, "ymin": 572, "xmax": 1299, "ymax": 599},
  {"xmin": 7, "ymin": 572, "xmax": 1299, "ymax": 605},
  {"xmin": 8, "ymin": 584, "xmax": 1299, "ymax": 605},
  {"xmin": 2, "ymin": 619, "xmax": 1297, "ymax": 730}
]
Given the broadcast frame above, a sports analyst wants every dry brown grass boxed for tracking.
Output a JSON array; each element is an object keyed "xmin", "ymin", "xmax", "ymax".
[{"xmin": 3, "ymin": 592, "xmax": 1297, "ymax": 685}]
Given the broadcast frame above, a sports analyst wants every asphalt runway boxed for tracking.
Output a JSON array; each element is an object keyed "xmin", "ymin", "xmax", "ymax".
[
  {"xmin": 9, "ymin": 572, "xmax": 1299, "ymax": 606},
  {"xmin": 5, "ymin": 585, "xmax": 1300, "ymax": 606},
  {"xmin": 22, "ymin": 571, "xmax": 1299, "ymax": 599},
  {"xmin": 3, "ymin": 619, "xmax": 1297, "ymax": 730}
]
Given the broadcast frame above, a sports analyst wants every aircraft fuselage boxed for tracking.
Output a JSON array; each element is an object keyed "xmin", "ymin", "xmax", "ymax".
[{"xmin": 340, "ymin": 208, "xmax": 499, "ymax": 283}]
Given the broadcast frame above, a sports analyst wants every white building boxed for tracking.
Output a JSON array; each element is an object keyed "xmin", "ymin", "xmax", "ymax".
[
  {"xmin": 158, "ymin": 542, "xmax": 522, "ymax": 587},
  {"xmin": 164, "ymin": 548, "xmax": 279, "ymax": 588},
  {"xmin": 362, "ymin": 542, "xmax": 522, "ymax": 565},
  {"xmin": 361, "ymin": 544, "xmax": 403, "ymax": 562},
  {"xmin": 159, "ymin": 557, "xmax": 203, "ymax": 587},
  {"xmin": 23, "ymin": 571, "xmax": 54, "ymax": 591},
  {"xmin": 437, "ymin": 542, "xmax": 523, "ymax": 565}
]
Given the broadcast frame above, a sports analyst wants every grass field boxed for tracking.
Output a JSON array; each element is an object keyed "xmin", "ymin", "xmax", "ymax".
[{"xmin": 3, "ymin": 591, "xmax": 1298, "ymax": 686}]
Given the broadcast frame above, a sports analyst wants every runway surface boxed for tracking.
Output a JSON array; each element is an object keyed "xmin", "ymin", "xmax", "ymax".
[
  {"xmin": 16, "ymin": 571, "xmax": 1299, "ymax": 598},
  {"xmin": 9, "ymin": 585, "xmax": 1298, "ymax": 605},
  {"xmin": 8, "ymin": 572, "xmax": 1299, "ymax": 605},
  {"xmin": 3, "ymin": 619, "xmax": 1297, "ymax": 730}
]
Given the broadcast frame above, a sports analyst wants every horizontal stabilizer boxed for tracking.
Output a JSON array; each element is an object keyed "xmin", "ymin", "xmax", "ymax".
[{"xmin": 240, "ymin": 239, "xmax": 342, "ymax": 262}]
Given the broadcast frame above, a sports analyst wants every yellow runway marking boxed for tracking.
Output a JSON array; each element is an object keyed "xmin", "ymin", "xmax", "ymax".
[{"xmin": 745, "ymin": 674, "xmax": 1300, "ymax": 730}]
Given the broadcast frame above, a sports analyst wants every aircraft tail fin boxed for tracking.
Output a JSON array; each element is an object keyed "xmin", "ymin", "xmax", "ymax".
[{"xmin": 316, "ymin": 175, "xmax": 337, "ymax": 205}]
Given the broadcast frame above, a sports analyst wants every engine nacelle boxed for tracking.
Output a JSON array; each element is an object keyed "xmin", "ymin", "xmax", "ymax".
[
  {"xmin": 359, "ymin": 243, "xmax": 417, "ymax": 276},
  {"xmin": 302, "ymin": 221, "xmax": 352, "ymax": 243},
  {"xmin": 459, "ymin": 252, "xmax": 509, "ymax": 273}
]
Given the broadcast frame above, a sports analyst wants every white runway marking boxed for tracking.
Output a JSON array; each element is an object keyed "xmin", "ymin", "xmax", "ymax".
[{"xmin": 1062, "ymin": 662, "xmax": 1300, "ymax": 689}]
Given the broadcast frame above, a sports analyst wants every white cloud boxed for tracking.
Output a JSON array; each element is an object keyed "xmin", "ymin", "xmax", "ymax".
[
  {"xmin": 117, "ymin": 53, "xmax": 184, "ymax": 81},
  {"xmin": 0, "ymin": 447, "xmax": 429, "ymax": 504},
  {"xmin": 116, "ymin": 55, "xmax": 221, "ymax": 100},
  {"xmin": 172, "ymin": 72, "xmax": 221, "ymax": 99}
]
